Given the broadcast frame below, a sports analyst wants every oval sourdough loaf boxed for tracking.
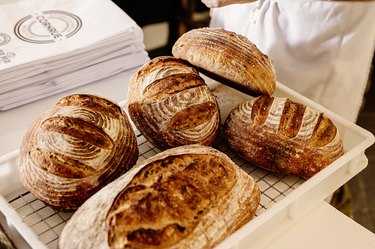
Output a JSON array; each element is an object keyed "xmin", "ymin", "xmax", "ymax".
[
  {"xmin": 225, "ymin": 95, "xmax": 344, "ymax": 178},
  {"xmin": 18, "ymin": 94, "xmax": 139, "ymax": 211},
  {"xmin": 59, "ymin": 144, "xmax": 260, "ymax": 249},
  {"xmin": 128, "ymin": 56, "xmax": 220, "ymax": 149},
  {"xmin": 172, "ymin": 27, "xmax": 276, "ymax": 96}
]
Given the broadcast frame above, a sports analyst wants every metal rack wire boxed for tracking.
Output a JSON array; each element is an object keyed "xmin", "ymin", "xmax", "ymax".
[{"xmin": 7, "ymin": 130, "xmax": 304, "ymax": 249}]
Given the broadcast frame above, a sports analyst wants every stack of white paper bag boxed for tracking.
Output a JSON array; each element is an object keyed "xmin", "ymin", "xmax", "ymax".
[{"xmin": 0, "ymin": 0, "xmax": 149, "ymax": 110}]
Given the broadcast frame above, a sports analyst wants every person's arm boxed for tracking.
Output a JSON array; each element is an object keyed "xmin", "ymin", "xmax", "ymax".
[{"xmin": 201, "ymin": 0, "xmax": 255, "ymax": 8}]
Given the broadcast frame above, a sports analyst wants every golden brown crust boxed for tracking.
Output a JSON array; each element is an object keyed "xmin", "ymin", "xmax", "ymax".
[
  {"xmin": 55, "ymin": 94, "xmax": 124, "ymax": 119},
  {"xmin": 142, "ymin": 73, "xmax": 205, "ymax": 103},
  {"xmin": 18, "ymin": 94, "xmax": 139, "ymax": 211},
  {"xmin": 41, "ymin": 116, "xmax": 114, "ymax": 149},
  {"xmin": 29, "ymin": 148, "xmax": 97, "ymax": 178},
  {"xmin": 225, "ymin": 95, "xmax": 344, "ymax": 178},
  {"xmin": 106, "ymin": 154, "xmax": 236, "ymax": 248},
  {"xmin": 172, "ymin": 28, "xmax": 276, "ymax": 96},
  {"xmin": 128, "ymin": 56, "xmax": 221, "ymax": 149},
  {"xmin": 59, "ymin": 145, "xmax": 260, "ymax": 249},
  {"xmin": 308, "ymin": 114, "xmax": 337, "ymax": 147}
]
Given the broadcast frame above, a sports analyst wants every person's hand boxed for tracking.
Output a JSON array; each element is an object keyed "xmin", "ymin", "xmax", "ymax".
[{"xmin": 201, "ymin": 0, "xmax": 255, "ymax": 8}]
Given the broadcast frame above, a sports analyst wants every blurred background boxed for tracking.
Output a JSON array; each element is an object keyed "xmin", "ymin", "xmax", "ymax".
[
  {"xmin": 113, "ymin": 0, "xmax": 375, "ymax": 233},
  {"xmin": 112, "ymin": 0, "xmax": 210, "ymax": 58}
]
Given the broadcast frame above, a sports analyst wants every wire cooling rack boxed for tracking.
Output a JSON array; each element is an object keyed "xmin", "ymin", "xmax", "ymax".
[{"xmin": 6, "ymin": 129, "xmax": 304, "ymax": 249}]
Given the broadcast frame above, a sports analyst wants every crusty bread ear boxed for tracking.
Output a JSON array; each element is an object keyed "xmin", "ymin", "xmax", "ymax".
[
  {"xmin": 225, "ymin": 95, "xmax": 344, "ymax": 178},
  {"xmin": 172, "ymin": 27, "xmax": 276, "ymax": 96},
  {"xmin": 18, "ymin": 94, "xmax": 139, "ymax": 211},
  {"xmin": 59, "ymin": 144, "xmax": 260, "ymax": 249},
  {"xmin": 128, "ymin": 56, "xmax": 221, "ymax": 149}
]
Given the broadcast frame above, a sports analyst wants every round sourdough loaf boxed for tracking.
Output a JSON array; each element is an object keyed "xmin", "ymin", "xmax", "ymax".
[
  {"xmin": 128, "ymin": 56, "xmax": 220, "ymax": 149},
  {"xmin": 59, "ymin": 144, "xmax": 260, "ymax": 249},
  {"xmin": 225, "ymin": 95, "xmax": 344, "ymax": 178},
  {"xmin": 172, "ymin": 27, "xmax": 276, "ymax": 96},
  {"xmin": 19, "ymin": 94, "xmax": 139, "ymax": 211}
]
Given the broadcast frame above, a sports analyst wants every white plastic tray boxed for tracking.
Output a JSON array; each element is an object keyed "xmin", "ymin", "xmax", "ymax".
[{"xmin": 0, "ymin": 80, "xmax": 373, "ymax": 249}]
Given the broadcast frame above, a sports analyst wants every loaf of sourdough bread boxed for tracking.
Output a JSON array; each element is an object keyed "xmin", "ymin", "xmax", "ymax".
[
  {"xmin": 59, "ymin": 144, "xmax": 260, "ymax": 249},
  {"xmin": 225, "ymin": 95, "xmax": 344, "ymax": 178},
  {"xmin": 172, "ymin": 28, "xmax": 276, "ymax": 96},
  {"xmin": 128, "ymin": 56, "xmax": 221, "ymax": 149},
  {"xmin": 19, "ymin": 94, "xmax": 139, "ymax": 211}
]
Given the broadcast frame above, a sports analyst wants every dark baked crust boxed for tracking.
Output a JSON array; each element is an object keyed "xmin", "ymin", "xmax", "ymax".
[
  {"xmin": 59, "ymin": 145, "xmax": 260, "ymax": 249},
  {"xmin": 172, "ymin": 28, "xmax": 276, "ymax": 96},
  {"xmin": 225, "ymin": 95, "xmax": 344, "ymax": 178},
  {"xmin": 107, "ymin": 153, "xmax": 236, "ymax": 248},
  {"xmin": 18, "ymin": 94, "xmax": 139, "ymax": 211},
  {"xmin": 128, "ymin": 56, "xmax": 221, "ymax": 149}
]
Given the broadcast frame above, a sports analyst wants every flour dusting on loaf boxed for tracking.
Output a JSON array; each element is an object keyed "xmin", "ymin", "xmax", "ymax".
[
  {"xmin": 172, "ymin": 27, "xmax": 276, "ymax": 96},
  {"xmin": 128, "ymin": 56, "xmax": 220, "ymax": 149},
  {"xmin": 225, "ymin": 95, "xmax": 344, "ymax": 178},
  {"xmin": 18, "ymin": 94, "xmax": 139, "ymax": 211}
]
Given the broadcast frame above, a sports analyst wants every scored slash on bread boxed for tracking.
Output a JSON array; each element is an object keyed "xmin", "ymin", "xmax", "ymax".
[
  {"xmin": 59, "ymin": 145, "xmax": 260, "ymax": 249},
  {"xmin": 172, "ymin": 27, "xmax": 276, "ymax": 96},
  {"xmin": 18, "ymin": 94, "xmax": 139, "ymax": 211},
  {"xmin": 128, "ymin": 56, "xmax": 221, "ymax": 149},
  {"xmin": 225, "ymin": 95, "xmax": 344, "ymax": 178}
]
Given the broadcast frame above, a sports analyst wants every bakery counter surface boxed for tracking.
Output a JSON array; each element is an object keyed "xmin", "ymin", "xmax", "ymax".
[{"xmin": 0, "ymin": 73, "xmax": 374, "ymax": 248}]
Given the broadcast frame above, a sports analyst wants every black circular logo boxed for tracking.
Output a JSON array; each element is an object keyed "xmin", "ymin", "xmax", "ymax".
[{"xmin": 14, "ymin": 10, "xmax": 82, "ymax": 44}]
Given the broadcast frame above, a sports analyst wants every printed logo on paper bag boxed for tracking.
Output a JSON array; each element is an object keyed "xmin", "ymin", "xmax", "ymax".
[
  {"xmin": 0, "ymin": 49, "xmax": 15, "ymax": 64},
  {"xmin": 14, "ymin": 10, "xmax": 82, "ymax": 44},
  {"xmin": 0, "ymin": 33, "xmax": 11, "ymax": 46},
  {"xmin": 0, "ymin": 33, "xmax": 15, "ymax": 64}
]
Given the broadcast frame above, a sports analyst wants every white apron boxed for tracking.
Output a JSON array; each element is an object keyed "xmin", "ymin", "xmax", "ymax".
[{"xmin": 210, "ymin": 0, "xmax": 375, "ymax": 122}]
